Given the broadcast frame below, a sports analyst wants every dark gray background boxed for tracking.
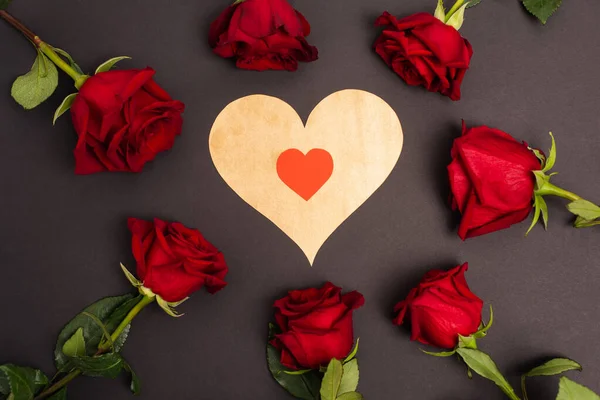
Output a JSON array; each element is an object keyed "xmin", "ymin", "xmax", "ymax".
[{"xmin": 1, "ymin": 0, "xmax": 599, "ymax": 399}]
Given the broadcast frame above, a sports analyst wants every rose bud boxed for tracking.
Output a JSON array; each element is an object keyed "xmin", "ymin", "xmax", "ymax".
[
  {"xmin": 128, "ymin": 217, "xmax": 228, "ymax": 303},
  {"xmin": 271, "ymin": 282, "xmax": 364, "ymax": 370},
  {"xmin": 71, "ymin": 68, "xmax": 185, "ymax": 174},
  {"xmin": 448, "ymin": 123, "xmax": 543, "ymax": 240},
  {"xmin": 373, "ymin": 5, "xmax": 473, "ymax": 101},
  {"xmin": 394, "ymin": 263, "xmax": 483, "ymax": 349},
  {"xmin": 208, "ymin": 0, "xmax": 318, "ymax": 71}
]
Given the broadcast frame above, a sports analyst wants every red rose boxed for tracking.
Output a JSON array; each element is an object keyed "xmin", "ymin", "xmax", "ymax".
[
  {"xmin": 394, "ymin": 263, "xmax": 483, "ymax": 349},
  {"xmin": 70, "ymin": 68, "xmax": 185, "ymax": 174},
  {"xmin": 208, "ymin": 0, "xmax": 318, "ymax": 71},
  {"xmin": 128, "ymin": 218, "xmax": 228, "ymax": 302},
  {"xmin": 374, "ymin": 12, "xmax": 473, "ymax": 101},
  {"xmin": 448, "ymin": 123, "xmax": 542, "ymax": 240},
  {"xmin": 271, "ymin": 282, "xmax": 364, "ymax": 370}
]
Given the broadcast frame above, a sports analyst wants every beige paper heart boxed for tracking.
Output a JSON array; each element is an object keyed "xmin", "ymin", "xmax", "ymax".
[{"xmin": 209, "ymin": 89, "xmax": 403, "ymax": 265}]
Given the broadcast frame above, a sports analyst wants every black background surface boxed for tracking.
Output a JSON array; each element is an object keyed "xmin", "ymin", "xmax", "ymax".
[{"xmin": 1, "ymin": 1, "xmax": 600, "ymax": 399}]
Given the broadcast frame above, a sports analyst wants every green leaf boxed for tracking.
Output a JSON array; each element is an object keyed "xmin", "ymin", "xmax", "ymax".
[
  {"xmin": 47, "ymin": 388, "xmax": 67, "ymax": 400},
  {"xmin": 11, "ymin": 52, "xmax": 59, "ymax": 110},
  {"xmin": 466, "ymin": 0, "xmax": 481, "ymax": 7},
  {"xmin": 54, "ymin": 294, "xmax": 136, "ymax": 369},
  {"xmin": 542, "ymin": 132, "xmax": 557, "ymax": 172},
  {"xmin": 522, "ymin": 0, "xmax": 562, "ymax": 24},
  {"xmin": 338, "ymin": 359, "xmax": 359, "ymax": 395},
  {"xmin": 0, "ymin": 0, "xmax": 11, "ymax": 10},
  {"xmin": 266, "ymin": 344, "xmax": 321, "ymax": 400},
  {"xmin": 95, "ymin": 56, "xmax": 131, "ymax": 74},
  {"xmin": 434, "ymin": 0, "xmax": 445, "ymax": 21},
  {"xmin": 70, "ymin": 353, "xmax": 124, "ymax": 379},
  {"xmin": 0, "ymin": 365, "xmax": 48, "ymax": 400},
  {"xmin": 525, "ymin": 358, "xmax": 582, "ymax": 378},
  {"xmin": 574, "ymin": 217, "xmax": 600, "ymax": 228},
  {"xmin": 52, "ymin": 93, "xmax": 77, "ymax": 125},
  {"xmin": 557, "ymin": 377, "xmax": 600, "ymax": 400},
  {"xmin": 320, "ymin": 359, "xmax": 343, "ymax": 400},
  {"xmin": 344, "ymin": 339, "xmax": 360, "ymax": 363},
  {"xmin": 336, "ymin": 392, "xmax": 363, "ymax": 400},
  {"xmin": 446, "ymin": 3, "xmax": 468, "ymax": 30},
  {"xmin": 62, "ymin": 327, "xmax": 86, "ymax": 357},
  {"xmin": 566, "ymin": 199, "xmax": 600, "ymax": 221},
  {"xmin": 113, "ymin": 324, "xmax": 131, "ymax": 353},
  {"xmin": 526, "ymin": 196, "xmax": 542, "ymax": 236},
  {"xmin": 456, "ymin": 348, "xmax": 519, "ymax": 400},
  {"xmin": 123, "ymin": 361, "xmax": 141, "ymax": 396},
  {"xmin": 0, "ymin": 371, "xmax": 9, "ymax": 395}
]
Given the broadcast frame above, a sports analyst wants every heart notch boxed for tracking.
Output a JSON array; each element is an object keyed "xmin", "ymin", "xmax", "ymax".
[{"xmin": 209, "ymin": 89, "xmax": 403, "ymax": 265}]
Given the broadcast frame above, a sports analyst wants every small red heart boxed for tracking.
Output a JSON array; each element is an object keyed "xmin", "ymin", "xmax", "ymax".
[{"xmin": 276, "ymin": 149, "xmax": 334, "ymax": 201}]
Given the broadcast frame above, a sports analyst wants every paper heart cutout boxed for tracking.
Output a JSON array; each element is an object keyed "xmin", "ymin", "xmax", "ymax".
[
  {"xmin": 277, "ymin": 149, "xmax": 334, "ymax": 201},
  {"xmin": 209, "ymin": 89, "xmax": 403, "ymax": 265}
]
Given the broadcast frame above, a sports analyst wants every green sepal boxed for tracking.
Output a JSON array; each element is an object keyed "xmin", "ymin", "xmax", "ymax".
[
  {"xmin": 542, "ymin": 132, "xmax": 557, "ymax": 172},
  {"xmin": 121, "ymin": 263, "xmax": 142, "ymax": 288},
  {"xmin": 526, "ymin": 196, "xmax": 543, "ymax": 235},
  {"xmin": 456, "ymin": 348, "xmax": 519, "ymax": 400},
  {"xmin": 53, "ymin": 93, "xmax": 78, "ymax": 125},
  {"xmin": 70, "ymin": 353, "xmax": 124, "ymax": 379},
  {"xmin": 343, "ymin": 339, "xmax": 359, "ymax": 363},
  {"xmin": 320, "ymin": 359, "xmax": 343, "ymax": 400},
  {"xmin": 522, "ymin": 0, "xmax": 562, "ymax": 24},
  {"xmin": 421, "ymin": 349, "xmax": 457, "ymax": 357},
  {"xmin": 466, "ymin": 0, "xmax": 481, "ymax": 7},
  {"xmin": 54, "ymin": 294, "xmax": 138, "ymax": 369},
  {"xmin": 123, "ymin": 361, "xmax": 141, "ymax": 396},
  {"xmin": 533, "ymin": 171, "xmax": 550, "ymax": 191},
  {"xmin": 0, "ymin": 0, "xmax": 11, "ymax": 10},
  {"xmin": 473, "ymin": 305, "xmax": 494, "ymax": 338},
  {"xmin": 283, "ymin": 369, "xmax": 313, "ymax": 376},
  {"xmin": 62, "ymin": 327, "xmax": 86, "ymax": 357},
  {"xmin": 338, "ymin": 359, "xmax": 359, "ymax": 395},
  {"xmin": 557, "ymin": 377, "xmax": 600, "ymax": 400},
  {"xmin": 156, "ymin": 295, "xmax": 185, "ymax": 318},
  {"xmin": 0, "ymin": 365, "xmax": 48, "ymax": 400},
  {"xmin": 434, "ymin": 0, "xmax": 446, "ymax": 22},
  {"xmin": 458, "ymin": 334, "xmax": 478, "ymax": 349},
  {"xmin": 95, "ymin": 56, "xmax": 131, "ymax": 75},
  {"xmin": 446, "ymin": 3, "xmax": 469, "ymax": 30},
  {"xmin": 11, "ymin": 51, "xmax": 59, "ymax": 110},
  {"xmin": 266, "ymin": 324, "xmax": 321, "ymax": 400}
]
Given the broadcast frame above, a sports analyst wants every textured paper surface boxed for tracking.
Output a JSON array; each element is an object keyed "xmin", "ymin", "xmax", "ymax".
[{"xmin": 210, "ymin": 90, "xmax": 403, "ymax": 264}]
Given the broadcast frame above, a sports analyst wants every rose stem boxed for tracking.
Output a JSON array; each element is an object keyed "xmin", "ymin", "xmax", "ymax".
[
  {"xmin": 0, "ymin": 10, "xmax": 86, "ymax": 87},
  {"xmin": 97, "ymin": 295, "xmax": 156, "ymax": 352},
  {"xmin": 33, "ymin": 295, "xmax": 155, "ymax": 400},
  {"xmin": 536, "ymin": 182, "xmax": 581, "ymax": 202}
]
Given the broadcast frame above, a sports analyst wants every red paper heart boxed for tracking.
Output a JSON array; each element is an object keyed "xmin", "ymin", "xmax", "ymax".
[{"xmin": 276, "ymin": 149, "xmax": 334, "ymax": 201}]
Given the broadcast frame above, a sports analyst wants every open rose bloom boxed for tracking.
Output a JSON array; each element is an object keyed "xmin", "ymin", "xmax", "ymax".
[{"xmin": 209, "ymin": 0, "xmax": 318, "ymax": 71}]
